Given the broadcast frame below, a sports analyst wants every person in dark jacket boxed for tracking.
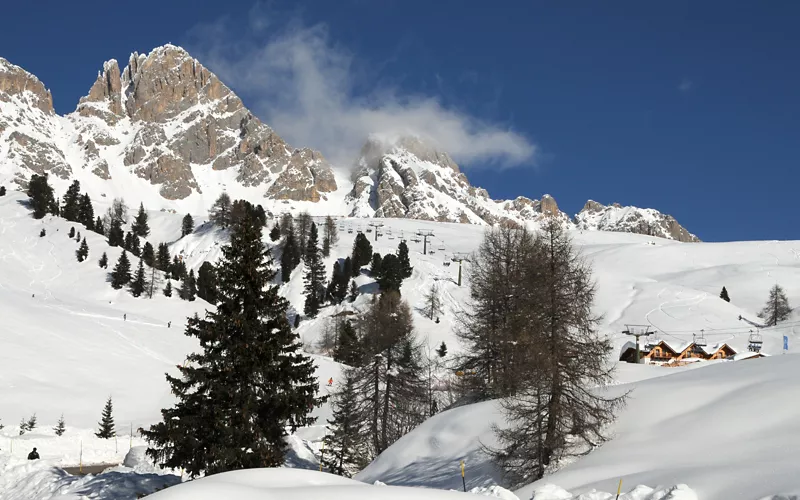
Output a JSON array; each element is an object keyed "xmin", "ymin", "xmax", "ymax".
[{"xmin": 27, "ymin": 447, "xmax": 39, "ymax": 460}]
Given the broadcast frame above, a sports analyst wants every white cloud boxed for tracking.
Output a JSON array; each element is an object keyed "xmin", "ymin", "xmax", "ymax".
[
  {"xmin": 678, "ymin": 78, "xmax": 693, "ymax": 92},
  {"xmin": 186, "ymin": 15, "xmax": 536, "ymax": 169}
]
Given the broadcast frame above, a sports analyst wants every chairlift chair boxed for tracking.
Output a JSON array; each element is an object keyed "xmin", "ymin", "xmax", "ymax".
[
  {"xmin": 694, "ymin": 330, "xmax": 707, "ymax": 347},
  {"xmin": 366, "ymin": 228, "xmax": 372, "ymax": 233},
  {"xmin": 748, "ymin": 330, "xmax": 763, "ymax": 352}
]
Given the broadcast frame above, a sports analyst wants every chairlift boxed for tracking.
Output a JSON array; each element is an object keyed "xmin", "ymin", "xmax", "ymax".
[
  {"xmin": 412, "ymin": 238, "xmax": 421, "ymax": 243},
  {"xmin": 694, "ymin": 330, "xmax": 707, "ymax": 347},
  {"xmin": 748, "ymin": 329, "xmax": 763, "ymax": 352},
  {"xmin": 443, "ymin": 261, "xmax": 451, "ymax": 267},
  {"xmin": 429, "ymin": 250, "xmax": 436, "ymax": 255},
  {"xmin": 366, "ymin": 228, "xmax": 373, "ymax": 233},
  {"xmin": 388, "ymin": 235, "xmax": 395, "ymax": 240},
  {"xmin": 438, "ymin": 244, "xmax": 446, "ymax": 251},
  {"xmin": 347, "ymin": 228, "xmax": 354, "ymax": 234}
]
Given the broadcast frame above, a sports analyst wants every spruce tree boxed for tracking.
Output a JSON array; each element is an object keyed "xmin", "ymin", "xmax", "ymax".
[
  {"xmin": 397, "ymin": 240, "xmax": 413, "ymax": 278},
  {"xmin": 349, "ymin": 280, "xmax": 359, "ymax": 302},
  {"xmin": 132, "ymin": 203, "xmax": 150, "ymax": 237},
  {"xmin": 377, "ymin": 254, "xmax": 404, "ymax": 293},
  {"xmin": 197, "ymin": 262, "xmax": 218, "ymax": 304},
  {"xmin": 98, "ymin": 252, "xmax": 108, "ymax": 269},
  {"xmin": 111, "ymin": 252, "xmax": 132, "ymax": 289},
  {"xmin": 96, "ymin": 397, "xmax": 115, "ymax": 439},
  {"xmin": 342, "ymin": 258, "xmax": 354, "ymax": 296},
  {"xmin": 26, "ymin": 413, "xmax": 37, "ymax": 431},
  {"xmin": 328, "ymin": 261, "xmax": 348, "ymax": 304},
  {"xmin": 296, "ymin": 212, "xmax": 313, "ymax": 255},
  {"xmin": 303, "ymin": 223, "xmax": 326, "ymax": 318},
  {"xmin": 720, "ymin": 286, "xmax": 731, "ymax": 302},
  {"xmin": 142, "ymin": 209, "xmax": 323, "ymax": 477},
  {"xmin": 142, "ymin": 242, "xmax": 155, "ymax": 267},
  {"xmin": 280, "ymin": 225, "xmax": 300, "ymax": 283},
  {"xmin": 27, "ymin": 174, "xmax": 57, "ymax": 219},
  {"xmin": 333, "ymin": 320, "xmax": 362, "ymax": 366},
  {"xmin": 269, "ymin": 223, "xmax": 281, "ymax": 241},
  {"xmin": 130, "ymin": 234, "xmax": 141, "ymax": 256},
  {"xmin": 322, "ymin": 368, "xmax": 369, "ymax": 476},
  {"xmin": 62, "ymin": 180, "xmax": 82, "ymax": 222},
  {"xmin": 79, "ymin": 193, "xmax": 95, "ymax": 230},
  {"xmin": 94, "ymin": 216, "xmax": 104, "ymax": 235},
  {"xmin": 69, "ymin": 226, "xmax": 76, "ymax": 238},
  {"xmin": 294, "ymin": 314, "xmax": 301, "ymax": 328},
  {"xmin": 181, "ymin": 213, "xmax": 194, "ymax": 237},
  {"xmin": 370, "ymin": 253, "xmax": 383, "ymax": 277},
  {"xmin": 54, "ymin": 414, "xmax": 66, "ymax": 436},
  {"xmin": 18, "ymin": 416, "xmax": 27, "ymax": 435},
  {"xmin": 108, "ymin": 220, "xmax": 124, "ymax": 247},
  {"xmin": 156, "ymin": 243, "xmax": 171, "ymax": 271},
  {"xmin": 163, "ymin": 280, "xmax": 173, "ymax": 297},
  {"xmin": 130, "ymin": 260, "xmax": 147, "ymax": 297},
  {"xmin": 171, "ymin": 256, "xmax": 187, "ymax": 281},
  {"xmin": 76, "ymin": 230, "xmax": 81, "ymax": 242},
  {"xmin": 179, "ymin": 269, "xmax": 197, "ymax": 301},
  {"xmin": 322, "ymin": 216, "xmax": 338, "ymax": 258},
  {"xmin": 76, "ymin": 238, "xmax": 89, "ymax": 262},
  {"xmin": 0, "ymin": 185, "xmax": 5, "ymax": 196},
  {"xmin": 759, "ymin": 284, "xmax": 792, "ymax": 326},
  {"xmin": 351, "ymin": 233, "xmax": 373, "ymax": 275}
]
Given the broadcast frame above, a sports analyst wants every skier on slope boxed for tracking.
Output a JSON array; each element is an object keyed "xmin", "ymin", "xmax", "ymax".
[
  {"xmin": 124, "ymin": 313, "xmax": 127, "ymax": 321},
  {"xmin": 27, "ymin": 447, "xmax": 39, "ymax": 460}
]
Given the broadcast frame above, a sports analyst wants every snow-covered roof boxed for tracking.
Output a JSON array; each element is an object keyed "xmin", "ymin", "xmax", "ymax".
[{"xmin": 733, "ymin": 351, "xmax": 770, "ymax": 361}]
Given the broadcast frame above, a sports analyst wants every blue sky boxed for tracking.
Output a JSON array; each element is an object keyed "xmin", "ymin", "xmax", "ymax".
[{"xmin": 2, "ymin": 0, "xmax": 798, "ymax": 241}]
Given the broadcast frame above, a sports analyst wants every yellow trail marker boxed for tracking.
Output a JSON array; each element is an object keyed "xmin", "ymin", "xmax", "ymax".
[
  {"xmin": 460, "ymin": 460, "xmax": 466, "ymax": 492},
  {"xmin": 615, "ymin": 479, "xmax": 623, "ymax": 500}
]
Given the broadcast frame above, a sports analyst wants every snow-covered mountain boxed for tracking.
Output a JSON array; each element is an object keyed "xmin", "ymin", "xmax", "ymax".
[
  {"xmin": 0, "ymin": 44, "xmax": 697, "ymax": 241},
  {"xmin": 575, "ymin": 199, "xmax": 699, "ymax": 242}
]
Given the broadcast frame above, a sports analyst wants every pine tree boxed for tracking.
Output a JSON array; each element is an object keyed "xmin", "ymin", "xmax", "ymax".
[
  {"xmin": 341, "ymin": 258, "xmax": 354, "ymax": 299},
  {"xmin": 111, "ymin": 252, "xmax": 132, "ymax": 289},
  {"xmin": 163, "ymin": 280, "xmax": 173, "ymax": 297},
  {"xmin": 108, "ymin": 220, "xmax": 124, "ymax": 247},
  {"xmin": 294, "ymin": 314, "xmax": 301, "ymax": 328},
  {"xmin": 303, "ymin": 223, "xmax": 326, "ymax": 317},
  {"xmin": 69, "ymin": 226, "xmax": 76, "ymax": 238},
  {"xmin": 436, "ymin": 341, "xmax": 447, "ymax": 358},
  {"xmin": 280, "ymin": 225, "xmax": 301, "ymax": 283},
  {"xmin": 759, "ymin": 284, "xmax": 792, "ymax": 326},
  {"xmin": 142, "ymin": 209, "xmax": 323, "ymax": 477},
  {"xmin": 75, "ymin": 230, "xmax": 81, "ymax": 242},
  {"xmin": 156, "ymin": 243, "xmax": 171, "ymax": 271},
  {"xmin": 18, "ymin": 416, "xmax": 27, "ymax": 435},
  {"xmin": 130, "ymin": 234, "xmax": 141, "ymax": 256},
  {"xmin": 197, "ymin": 262, "xmax": 218, "ymax": 304},
  {"xmin": 39, "ymin": 228, "xmax": 46, "ymax": 237},
  {"xmin": 370, "ymin": 253, "xmax": 383, "ymax": 277},
  {"xmin": 132, "ymin": 203, "xmax": 150, "ymax": 237},
  {"xmin": 78, "ymin": 193, "xmax": 94, "ymax": 230},
  {"xmin": 62, "ymin": 180, "xmax": 82, "ymax": 222},
  {"xmin": 296, "ymin": 212, "xmax": 313, "ymax": 256},
  {"xmin": 26, "ymin": 413, "xmax": 37, "ymax": 431},
  {"xmin": 98, "ymin": 252, "xmax": 108, "ymax": 269},
  {"xmin": 322, "ymin": 216, "xmax": 338, "ymax": 258},
  {"xmin": 423, "ymin": 283, "xmax": 443, "ymax": 320},
  {"xmin": 96, "ymin": 397, "xmax": 115, "ymax": 439},
  {"xmin": 76, "ymin": 238, "xmax": 89, "ymax": 262},
  {"xmin": 53, "ymin": 414, "xmax": 66, "ymax": 436},
  {"xmin": 397, "ymin": 240, "xmax": 413, "ymax": 278},
  {"xmin": 322, "ymin": 368, "xmax": 369, "ymax": 476},
  {"xmin": 349, "ymin": 280, "xmax": 359, "ymax": 302},
  {"xmin": 142, "ymin": 242, "xmax": 155, "ymax": 267},
  {"xmin": 351, "ymin": 234, "xmax": 373, "ymax": 275},
  {"xmin": 333, "ymin": 320, "xmax": 362, "ymax": 366},
  {"xmin": 269, "ymin": 223, "xmax": 281, "ymax": 241},
  {"xmin": 105, "ymin": 198, "xmax": 129, "ymax": 229},
  {"xmin": 377, "ymin": 254, "xmax": 404, "ymax": 293},
  {"xmin": 0, "ymin": 186, "xmax": 5, "ymax": 196},
  {"xmin": 720, "ymin": 286, "xmax": 731, "ymax": 302},
  {"xmin": 179, "ymin": 269, "xmax": 197, "ymax": 301},
  {"xmin": 130, "ymin": 259, "xmax": 147, "ymax": 297},
  {"xmin": 328, "ymin": 261, "xmax": 348, "ymax": 304},
  {"xmin": 27, "ymin": 174, "xmax": 57, "ymax": 219},
  {"xmin": 171, "ymin": 256, "xmax": 187, "ymax": 281},
  {"xmin": 181, "ymin": 213, "xmax": 194, "ymax": 237},
  {"xmin": 209, "ymin": 192, "xmax": 232, "ymax": 227},
  {"xmin": 94, "ymin": 216, "xmax": 104, "ymax": 235}
]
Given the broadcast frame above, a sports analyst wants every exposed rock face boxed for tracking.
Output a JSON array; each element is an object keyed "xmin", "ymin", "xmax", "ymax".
[
  {"xmin": 347, "ymin": 136, "xmax": 571, "ymax": 227},
  {"xmin": 0, "ymin": 58, "xmax": 53, "ymax": 113},
  {"xmin": 574, "ymin": 200, "xmax": 700, "ymax": 242},
  {"xmin": 0, "ymin": 45, "xmax": 336, "ymax": 201}
]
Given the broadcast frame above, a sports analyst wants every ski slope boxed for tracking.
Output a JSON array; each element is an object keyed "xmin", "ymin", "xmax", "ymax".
[{"xmin": 3, "ymin": 189, "xmax": 800, "ymax": 497}]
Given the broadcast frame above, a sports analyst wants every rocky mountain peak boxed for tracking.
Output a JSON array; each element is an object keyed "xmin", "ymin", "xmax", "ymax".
[
  {"xmin": 0, "ymin": 57, "xmax": 54, "ymax": 114},
  {"xmin": 574, "ymin": 200, "xmax": 699, "ymax": 242},
  {"xmin": 77, "ymin": 59, "xmax": 123, "ymax": 121}
]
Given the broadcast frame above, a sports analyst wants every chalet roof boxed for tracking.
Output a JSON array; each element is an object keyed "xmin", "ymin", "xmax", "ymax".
[
  {"xmin": 733, "ymin": 351, "xmax": 770, "ymax": 361},
  {"xmin": 644, "ymin": 340, "xmax": 737, "ymax": 357}
]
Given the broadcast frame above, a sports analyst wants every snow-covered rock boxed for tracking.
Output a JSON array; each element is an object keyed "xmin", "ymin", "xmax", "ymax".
[{"xmin": 574, "ymin": 200, "xmax": 698, "ymax": 242}]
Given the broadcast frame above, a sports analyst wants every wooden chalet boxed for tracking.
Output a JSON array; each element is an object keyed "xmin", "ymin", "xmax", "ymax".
[{"xmin": 620, "ymin": 340, "xmax": 737, "ymax": 364}]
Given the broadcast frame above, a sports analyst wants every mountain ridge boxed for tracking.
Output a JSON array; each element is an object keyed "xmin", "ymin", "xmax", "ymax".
[{"xmin": 0, "ymin": 44, "xmax": 698, "ymax": 241}]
